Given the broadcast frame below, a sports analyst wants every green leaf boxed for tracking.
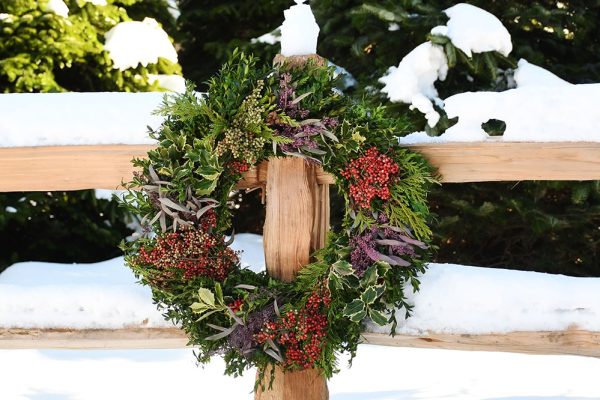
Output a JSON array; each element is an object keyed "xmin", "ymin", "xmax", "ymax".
[
  {"xmin": 195, "ymin": 179, "xmax": 218, "ymax": 196},
  {"xmin": 190, "ymin": 302, "xmax": 209, "ymax": 313},
  {"xmin": 343, "ymin": 299, "xmax": 365, "ymax": 317},
  {"xmin": 361, "ymin": 286, "xmax": 379, "ymax": 304},
  {"xmin": 214, "ymin": 282, "xmax": 224, "ymax": 304},
  {"xmin": 332, "ymin": 260, "xmax": 354, "ymax": 276},
  {"xmin": 361, "ymin": 266, "xmax": 378, "ymax": 287},
  {"xmin": 369, "ymin": 309, "xmax": 389, "ymax": 326},
  {"xmin": 349, "ymin": 310, "xmax": 368, "ymax": 323},
  {"xmin": 445, "ymin": 42, "xmax": 456, "ymax": 68},
  {"xmin": 198, "ymin": 288, "xmax": 215, "ymax": 307}
]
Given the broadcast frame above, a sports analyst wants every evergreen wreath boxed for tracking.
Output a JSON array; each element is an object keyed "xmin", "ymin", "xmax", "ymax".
[{"xmin": 120, "ymin": 50, "xmax": 435, "ymax": 383}]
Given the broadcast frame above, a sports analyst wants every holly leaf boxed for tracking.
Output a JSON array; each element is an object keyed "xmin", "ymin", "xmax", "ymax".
[
  {"xmin": 190, "ymin": 302, "xmax": 209, "ymax": 314},
  {"xmin": 332, "ymin": 260, "xmax": 354, "ymax": 276},
  {"xmin": 343, "ymin": 299, "xmax": 365, "ymax": 317},
  {"xmin": 361, "ymin": 266, "xmax": 378, "ymax": 288},
  {"xmin": 349, "ymin": 310, "xmax": 368, "ymax": 323},
  {"xmin": 198, "ymin": 288, "xmax": 215, "ymax": 307},
  {"xmin": 361, "ymin": 286, "xmax": 379, "ymax": 305}
]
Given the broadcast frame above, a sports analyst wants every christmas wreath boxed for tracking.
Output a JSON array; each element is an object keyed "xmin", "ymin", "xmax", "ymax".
[{"xmin": 121, "ymin": 50, "xmax": 435, "ymax": 383}]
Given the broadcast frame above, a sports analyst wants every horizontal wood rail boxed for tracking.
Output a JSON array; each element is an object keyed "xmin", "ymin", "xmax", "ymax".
[
  {"xmin": 2, "ymin": 141, "xmax": 600, "ymax": 191},
  {"xmin": 2, "ymin": 327, "xmax": 599, "ymax": 357},
  {"xmin": 2, "ymin": 140, "xmax": 600, "ymax": 357}
]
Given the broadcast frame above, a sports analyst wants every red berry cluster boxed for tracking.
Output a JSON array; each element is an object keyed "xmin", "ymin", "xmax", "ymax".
[
  {"xmin": 229, "ymin": 297, "xmax": 244, "ymax": 313},
  {"xmin": 228, "ymin": 160, "xmax": 250, "ymax": 174},
  {"xmin": 340, "ymin": 147, "xmax": 400, "ymax": 209},
  {"xmin": 255, "ymin": 288, "xmax": 331, "ymax": 370},
  {"xmin": 137, "ymin": 229, "xmax": 238, "ymax": 281},
  {"xmin": 199, "ymin": 209, "xmax": 217, "ymax": 231}
]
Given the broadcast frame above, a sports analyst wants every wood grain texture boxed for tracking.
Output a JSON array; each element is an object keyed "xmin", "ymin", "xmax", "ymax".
[
  {"xmin": 0, "ymin": 145, "xmax": 153, "ymax": 192},
  {"xmin": 3, "ymin": 141, "xmax": 600, "ymax": 192},
  {"xmin": 255, "ymin": 366, "xmax": 328, "ymax": 400},
  {"xmin": 0, "ymin": 327, "xmax": 188, "ymax": 349},
  {"xmin": 3, "ymin": 327, "xmax": 600, "ymax": 358},
  {"xmin": 262, "ymin": 157, "xmax": 316, "ymax": 282},
  {"xmin": 410, "ymin": 141, "xmax": 600, "ymax": 182},
  {"xmin": 361, "ymin": 328, "xmax": 600, "ymax": 358},
  {"xmin": 258, "ymin": 156, "xmax": 329, "ymax": 400}
]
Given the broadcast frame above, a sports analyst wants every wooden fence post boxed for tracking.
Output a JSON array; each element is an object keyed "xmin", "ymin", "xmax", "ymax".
[{"xmin": 256, "ymin": 156, "xmax": 329, "ymax": 400}]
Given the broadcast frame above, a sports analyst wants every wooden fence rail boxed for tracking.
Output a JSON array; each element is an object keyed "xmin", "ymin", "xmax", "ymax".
[
  {"xmin": 3, "ymin": 141, "xmax": 600, "ymax": 192},
  {"xmin": 2, "ymin": 140, "xmax": 600, "ymax": 359}
]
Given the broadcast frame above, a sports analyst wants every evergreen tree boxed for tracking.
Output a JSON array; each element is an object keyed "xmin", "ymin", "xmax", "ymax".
[
  {"xmin": 0, "ymin": 0, "xmax": 180, "ymax": 92},
  {"xmin": 176, "ymin": 0, "xmax": 289, "ymax": 89},
  {"xmin": 0, "ymin": 0, "xmax": 180, "ymax": 272},
  {"xmin": 311, "ymin": 0, "xmax": 600, "ymax": 276}
]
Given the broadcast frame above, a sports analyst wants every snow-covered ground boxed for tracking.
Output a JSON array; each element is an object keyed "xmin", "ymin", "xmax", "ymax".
[
  {"xmin": 2, "ymin": 232, "xmax": 599, "ymax": 400},
  {"xmin": 1, "ymin": 346, "xmax": 600, "ymax": 399}
]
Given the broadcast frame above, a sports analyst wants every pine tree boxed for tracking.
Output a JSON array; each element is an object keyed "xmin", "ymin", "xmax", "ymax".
[
  {"xmin": 311, "ymin": 0, "xmax": 600, "ymax": 276},
  {"xmin": 176, "ymin": 0, "xmax": 289, "ymax": 89},
  {"xmin": 0, "ymin": 0, "xmax": 181, "ymax": 272},
  {"xmin": 0, "ymin": 0, "xmax": 180, "ymax": 92}
]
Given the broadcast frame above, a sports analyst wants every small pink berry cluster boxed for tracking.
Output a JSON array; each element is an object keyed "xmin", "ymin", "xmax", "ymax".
[
  {"xmin": 340, "ymin": 147, "xmax": 400, "ymax": 209},
  {"xmin": 137, "ymin": 229, "xmax": 238, "ymax": 281},
  {"xmin": 255, "ymin": 288, "xmax": 331, "ymax": 369}
]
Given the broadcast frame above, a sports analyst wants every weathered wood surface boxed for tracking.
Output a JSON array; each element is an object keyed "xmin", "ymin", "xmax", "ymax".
[
  {"xmin": 258, "ymin": 156, "xmax": 329, "ymax": 400},
  {"xmin": 362, "ymin": 329, "xmax": 600, "ymax": 358},
  {"xmin": 412, "ymin": 141, "xmax": 600, "ymax": 182},
  {"xmin": 0, "ymin": 145, "xmax": 152, "ymax": 192},
  {"xmin": 3, "ymin": 141, "xmax": 600, "ymax": 192},
  {"xmin": 3, "ymin": 327, "xmax": 599, "ymax": 358},
  {"xmin": 0, "ymin": 327, "xmax": 188, "ymax": 349}
]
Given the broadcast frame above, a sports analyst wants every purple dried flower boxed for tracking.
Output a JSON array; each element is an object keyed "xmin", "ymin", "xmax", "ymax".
[
  {"xmin": 227, "ymin": 304, "xmax": 276, "ymax": 358},
  {"xmin": 349, "ymin": 214, "xmax": 427, "ymax": 276}
]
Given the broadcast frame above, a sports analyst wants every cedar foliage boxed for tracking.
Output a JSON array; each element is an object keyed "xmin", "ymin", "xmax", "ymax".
[{"xmin": 0, "ymin": 0, "xmax": 180, "ymax": 272}]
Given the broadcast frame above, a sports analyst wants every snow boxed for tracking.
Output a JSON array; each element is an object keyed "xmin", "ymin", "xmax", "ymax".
[
  {"xmin": 514, "ymin": 58, "xmax": 571, "ymax": 87},
  {"xmin": 369, "ymin": 263, "xmax": 600, "ymax": 335},
  {"xmin": 434, "ymin": 3, "xmax": 512, "ymax": 57},
  {"xmin": 382, "ymin": 4, "xmax": 512, "ymax": 127},
  {"xmin": 2, "ymin": 233, "xmax": 599, "ymax": 336},
  {"xmin": 379, "ymin": 42, "xmax": 448, "ymax": 127},
  {"xmin": 46, "ymin": 0, "xmax": 69, "ymax": 17},
  {"xmin": 94, "ymin": 189, "xmax": 125, "ymax": 201},
  {"xmin": 3, "ymin": 346, "xmax": 600, "ymax": 399},
  {"xmin": 251, "ymin": 28, "xmax": 281, "ymax": 45},
  {"xmin": 400, "ymin": 59, "xmax": 600, "ymax": 144},
  {"xmin": 148, "ymin": 74, "xmax": 186, "ymax": 92},
  {"xmin": 0, "ymin": 234, "xmax": 263, "ymax": 329},
  {"xmin": 0, "ymin": 92, "xmax": 165, "ymax": 147},
  {"xmin": 2, "ymin": 235, "xmax": 600, "ymax": 398},
  {"xmin": 280, "ymin": 1, "xmax": 320, "ymax": 56},
  {"xmin": 104, "ymin": 18, "xmax": 178, "ymax": 70},
  {"xmin": 0, "ymin": 257, "xmax": 170, "ymax": 329},
  {"xmin": 443, "ymin": 81, "xmax": 600, "ymax": 142}
]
